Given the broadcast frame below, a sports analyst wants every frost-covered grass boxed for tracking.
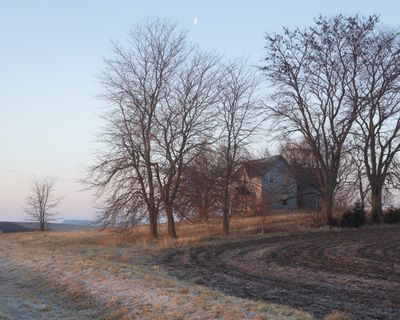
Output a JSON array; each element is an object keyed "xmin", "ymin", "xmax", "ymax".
[{"xmin": 0, "ymin": 213, "xmax": 316, "ymax": 319}]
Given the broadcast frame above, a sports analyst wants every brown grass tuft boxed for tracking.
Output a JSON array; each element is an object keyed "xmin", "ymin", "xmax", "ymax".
[{"xmin": 324, "ymin": 310, "xmax": 351, "ymax": 320}]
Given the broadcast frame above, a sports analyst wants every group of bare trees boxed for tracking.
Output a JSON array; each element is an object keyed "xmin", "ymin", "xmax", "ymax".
[
  {"xmin": 87, "ymin": 15, "xmax": 400, "ymax": 238},
  {"xmin": 23, "ymin": 16, "xmax": 400, "ymax": 236},
  {"xmin": 87, "ymin": 19, "xmax": 263, "ymax": 239},
  {"xmin": 263, "ymin": 15, "xmax": 400, "ymax": 225}
]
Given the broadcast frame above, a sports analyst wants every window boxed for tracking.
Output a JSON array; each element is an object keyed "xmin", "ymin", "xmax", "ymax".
[{"xmin": 282, "ymin": 194, "xmax": 288, "ymax": 206}]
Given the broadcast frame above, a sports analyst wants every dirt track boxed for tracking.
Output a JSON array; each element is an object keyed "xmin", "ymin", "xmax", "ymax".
[{"xmin": 162, "ymin": 226, "xmax": 400, "ymax": 319}]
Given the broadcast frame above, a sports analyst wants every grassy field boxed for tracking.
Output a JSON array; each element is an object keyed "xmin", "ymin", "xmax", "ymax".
[{"xmin": 0, "ymin": 212, "xmax": 349, "ymax": 320}]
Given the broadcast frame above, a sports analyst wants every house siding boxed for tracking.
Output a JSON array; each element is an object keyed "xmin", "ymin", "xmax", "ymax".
[
  {"xmin": 261, "ymin": 159, "xmax": 297, "ymax": 211},
  {"xmin": 236, "ymin": 155, "xmax": 320, "ymax": 214},
  {"xmin": 249, "ymin": 176, "xmax": 262, "ymax": 202}
]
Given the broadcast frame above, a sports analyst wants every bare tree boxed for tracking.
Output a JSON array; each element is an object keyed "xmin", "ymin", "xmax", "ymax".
[
  {"xmin": 174, "ymin": 148, "xmax": 224, "ymax": 222},
  {"xmin": 218, "ymin": 60, "xmax": 264, "ymax": 236},
  {"xmin": 88, "ymin": 19, "xmax": 183, "ymax": 239},
  {"xmin": 332, "ymin": 146, "xmax": 363, "ymax": 212},
  {"xmin": 279, "ymin": 139, "xmax": 320, "ymax": 191},
  {"xmin": 25, "ymin": 177, "xmax": 62, "ymax": 231},
  {"xmin": 87, "ymin": 19, "xmax": 221, "ymax": 239},
  {"xmin": 262, "ymin": 15, "xmax": 378, "ymax": 225},
  {"xmin": 342, "ymin": 143, "xmax": 370, "ymax": 208},
  {"xmin": 153, "ymin": 51, "xmax": 221, "ymax": 238},
  {"xmin": 354, "ymin": 28, "xmax": 400, "ymax": 222}
]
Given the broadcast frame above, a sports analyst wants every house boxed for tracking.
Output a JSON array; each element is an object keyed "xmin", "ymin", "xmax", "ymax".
[{"xmin": 235, "ymin": 155, "xmax": 320, "ymax": 213}]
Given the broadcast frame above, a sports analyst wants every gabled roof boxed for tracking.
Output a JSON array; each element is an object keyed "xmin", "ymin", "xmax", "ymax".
[{"xmin": 238, "ymin": 155, "xmax": 288, "ymax": 179}]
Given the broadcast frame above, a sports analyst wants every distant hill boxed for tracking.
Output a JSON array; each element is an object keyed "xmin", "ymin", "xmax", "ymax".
[
  {"xmin": 0, "ymin": 222, "xmax": 33, "ymax": 233},
  {"xmin": 0, "ymin": 222, "xmax": 98, "ymax": 233},
  {"xmin": 61, "ymin": 219, "xmax": 94, "ymax": 226},
  {"xmin": 19, "ymin": 222, "xmax": 97, "ymax": 231}
]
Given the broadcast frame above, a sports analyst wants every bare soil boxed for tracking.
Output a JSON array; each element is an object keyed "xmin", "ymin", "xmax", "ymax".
[{"xmin": 162, "ymin": 226, "xmax": 400, "ymax": 319}]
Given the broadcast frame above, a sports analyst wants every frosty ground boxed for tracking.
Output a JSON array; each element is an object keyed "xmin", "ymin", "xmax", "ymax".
[{"xmin": 1, "ymin": 214, "xmax": 393, "ymax": 319}]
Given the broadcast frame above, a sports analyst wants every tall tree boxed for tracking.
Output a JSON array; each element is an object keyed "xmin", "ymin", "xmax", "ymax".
[
  {"xmin": 25, "ymin": 177, "xmax": 62, "ymax": 231},
  {"xmin": 218, "ymin": 60, "xmax": 264, "ymax": 236},
  {"xmin": 355, "ymin": 28, "xmax": 400, "ymax": 222},
  {"xmin": 153, "ymin": 51, "xmax": 221, "ymax": 238},
  {"xmin": 262, "ymin": 15, "xmax": 377, "ymax": 225},
  {"xmin": 88, "ymin": 19, "xmax": 183, "ymax": 239},
  {"xmin": 87, "ymin": 19, "xmax": 220, "ymax": 239}
]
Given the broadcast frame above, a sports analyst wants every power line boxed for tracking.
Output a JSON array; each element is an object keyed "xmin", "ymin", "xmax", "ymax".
[{"xmin": 0, "ymin": 167, "xmax": 81, "ymax": 183}]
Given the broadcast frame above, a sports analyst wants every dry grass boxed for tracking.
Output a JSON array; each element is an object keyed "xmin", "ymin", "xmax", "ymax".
[
  {"xmin": 0, "ymin": 212, "xmax": 319, "ymax": 319},
  {"xmin": 323, "ymin": 311, "xmax": 351, "ymax": 320},
  {"xmin": 150, "ymin": 211, "xmax": 313, "ymax": 251}
]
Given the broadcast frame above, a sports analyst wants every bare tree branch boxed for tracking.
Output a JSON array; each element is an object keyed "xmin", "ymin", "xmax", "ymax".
[{"xmin": 218, "ymin": 59, "xmax": 265, "ymax": 235}]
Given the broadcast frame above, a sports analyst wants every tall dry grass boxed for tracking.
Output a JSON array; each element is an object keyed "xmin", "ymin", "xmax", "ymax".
[{"xmin": 92, "ymin": 211, "xmax": 313, "ymax": 250}]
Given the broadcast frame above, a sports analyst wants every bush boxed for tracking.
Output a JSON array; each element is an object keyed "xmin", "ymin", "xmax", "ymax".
[
  {"xmin": 383, "ymin": 207, "xmax": 400, "ymax": 224},
  {"xmin": 340, "ymin": 202, "xmax": 366, "ymax": 228}
]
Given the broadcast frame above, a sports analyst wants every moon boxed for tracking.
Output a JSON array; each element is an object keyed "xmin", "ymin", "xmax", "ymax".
[{"xmin": 193, "ymin": 17, "xmax": 198, "ymax": 25}]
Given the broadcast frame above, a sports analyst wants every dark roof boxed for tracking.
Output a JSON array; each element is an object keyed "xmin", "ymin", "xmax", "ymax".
[{"xmin": 239, "ymin": 155, "xmax": 287, "ymax": 178}]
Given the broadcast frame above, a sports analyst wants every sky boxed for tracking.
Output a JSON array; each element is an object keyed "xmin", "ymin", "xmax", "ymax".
[{"xmin": 1, "ymin": 0, "xmax": 399, "ymax": 221}]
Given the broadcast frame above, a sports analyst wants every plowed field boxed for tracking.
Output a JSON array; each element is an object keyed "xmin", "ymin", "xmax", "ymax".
[{"xmin": 163, "ymin": 226, "xmax": 400, "ymax": 319}]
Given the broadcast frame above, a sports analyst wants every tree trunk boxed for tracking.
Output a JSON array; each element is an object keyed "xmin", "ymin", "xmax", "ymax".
[
  {"xmin": 357, "ymin": 168, "xmax": 367, "ymax": 208},
  {"xmin": 321, "ymin": 191, "xmax": 334, "ymax": 226},
  {"xmin": 39, "ymin": 213, "xmax": 45, "ymax": 231},
  {"xmin": 148, "ymin": 207, "xmax": 158, "ymax": 240},
  {"xmin": 222, "ymin": 181, "xmax": 231, "ymax": 236},
  {"xmin": 370, "ymin": 185, "xmax": 383, "ymax": 223},
  {"xmin": 165, "ymin": 205, "xmax": 177, "ymax": 239},
  {"xmin": 223, "ymin": 207, "xmax": 230, "ymax": 236}
]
